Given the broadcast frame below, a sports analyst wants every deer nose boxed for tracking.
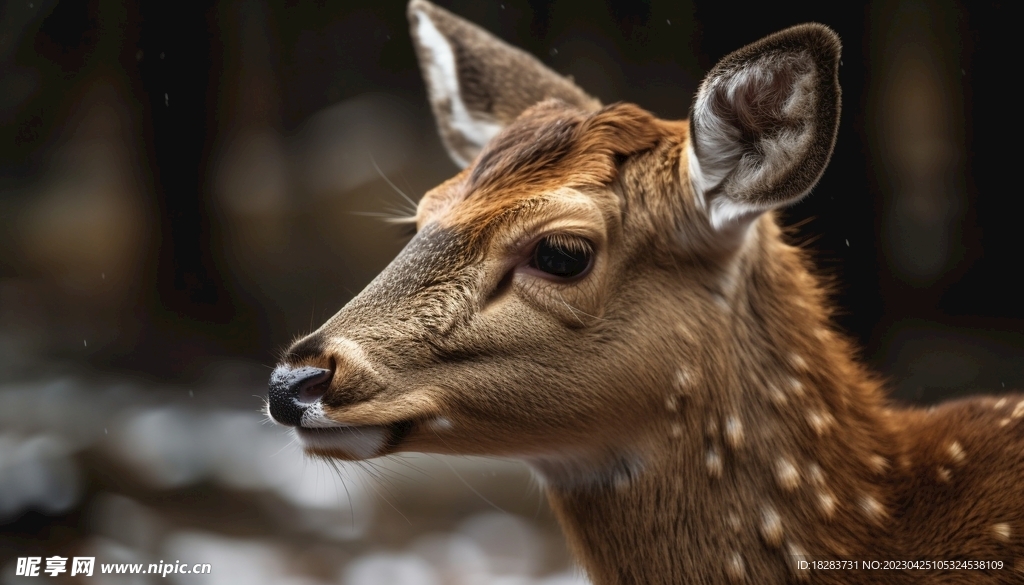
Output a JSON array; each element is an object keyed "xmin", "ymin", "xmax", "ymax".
[{"xmin": 267, "ymin": 365, "xmax": 333, "ymax": 427}]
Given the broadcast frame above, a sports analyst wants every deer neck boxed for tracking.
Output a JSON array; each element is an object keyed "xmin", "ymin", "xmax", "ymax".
[{"xmin": 541, "ymin": 218, "xmax": 901, "ymax": 585}]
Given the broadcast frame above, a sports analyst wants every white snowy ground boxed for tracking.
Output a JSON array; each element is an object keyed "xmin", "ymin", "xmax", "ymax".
[{"xmin": 0, "ymin": 358, "xmax": 589, "ymax": 585}]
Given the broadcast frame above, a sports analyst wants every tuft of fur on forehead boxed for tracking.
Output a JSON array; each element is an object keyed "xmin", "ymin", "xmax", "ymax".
[{"xmin": 443, "ymin": 99, "xmax": 670, "ymax": 239}]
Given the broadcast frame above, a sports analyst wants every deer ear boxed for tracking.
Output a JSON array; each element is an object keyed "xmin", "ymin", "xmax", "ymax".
[
  {"xmin": 407, "ymin": 0, "xmax": 601, "ymax": 168},
  {"xmin": 689, "ymin": 24, "xmax": 841, "ymax": 230}
]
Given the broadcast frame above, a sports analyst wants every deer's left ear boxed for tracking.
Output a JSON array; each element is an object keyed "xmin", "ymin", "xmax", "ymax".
[
  {"xmin": 408, "ymin": 0, "xmax": 601, "ymax": 169},
  {"xmin": 689, "ymin": 24, "xmax": 841, "ymax": 230}
]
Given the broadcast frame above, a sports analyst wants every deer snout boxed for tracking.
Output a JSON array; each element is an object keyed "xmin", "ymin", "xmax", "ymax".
[
  {"xmin": 267, "ymin": 365, "xmax": 333, "ymax": 426},
  {"xmin": 268, "ymin": 336, "xmax": 394, "ymax": 428}
]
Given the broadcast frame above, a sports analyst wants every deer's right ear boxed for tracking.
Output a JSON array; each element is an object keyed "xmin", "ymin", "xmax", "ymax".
[
  {"xmin": 407, "ymin": 0, "xmax": 601, "ymax": 168},
  {"xmin": 689, "ymin": 24, "xmax": 841, "ymax": 230}
]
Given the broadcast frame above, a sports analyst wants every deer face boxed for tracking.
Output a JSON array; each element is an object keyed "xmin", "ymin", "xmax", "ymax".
[
  {"xmin": 270, "ymin": 101, "xmax": 694, "ymax": 466},
  {"xmin": 267, "ymin": 1, "xmax": 840, "ymax": 480}
]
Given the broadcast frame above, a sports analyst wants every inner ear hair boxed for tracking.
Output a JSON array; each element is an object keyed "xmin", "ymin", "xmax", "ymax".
[{"xmin": 690, "ymin": 23, "xmax": 841, "ymax": 229}]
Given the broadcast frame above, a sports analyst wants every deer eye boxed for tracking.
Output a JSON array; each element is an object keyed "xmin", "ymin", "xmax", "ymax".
[{"xmin": 531, "ymin": 235, "xmax": 593, "ymax": 279}]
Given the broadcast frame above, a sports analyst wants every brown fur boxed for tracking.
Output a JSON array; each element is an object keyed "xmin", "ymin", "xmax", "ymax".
[
  {"xmin": 443, "ymin": 100, "xmax": 670, "ymax": 243},
  {"xmin": 272, "ymin": 3, "xmax": 1024, "ymax": 583}
]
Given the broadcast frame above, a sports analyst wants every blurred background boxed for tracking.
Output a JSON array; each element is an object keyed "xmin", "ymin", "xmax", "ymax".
[{"xmin": 0, "ymin": 0, "xmax": 1019, "ymax": 583}]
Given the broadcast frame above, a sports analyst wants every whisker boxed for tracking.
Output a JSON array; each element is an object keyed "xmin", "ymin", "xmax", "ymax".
[
  {"xmin": 354, "ymin": 460, "xmax": 413, "ymax": 525},
  {"xmin": 428, "ymin": 453, "xmax": 511, "ymax": 516},
  {"xmin": 556, "ymin": 292, "xmax": 606, "ymax": 322},
  {"xmin": 350, "ymin": 210, "xmax": 418, "ymax": 225},
  {"xmin": 369, "ymin": 153, "xmax": 419, "ymax": 213},
  {"xmin": 270, "ymin": 432, "xmax": 300, "ymax": 458},
  {"xmin": 321, "ymin": 456, "xmax": 357, "ymax": 529},
  {"xmin": 386, "ymin": 454, "xmax": 433, "ymax": 480},
  {"xmin": 368, "ymin": 458, "xmax": 421, "ymax": 484}
]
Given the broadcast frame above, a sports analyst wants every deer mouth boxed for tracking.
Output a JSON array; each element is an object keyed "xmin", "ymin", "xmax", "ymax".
[
  {"xmin": 287, "ymin": 386, "xmax": 443, "ymax": 459},
  {"xmin": 296, "ymin": 419, "xmax": 416, "ymax": 459}
]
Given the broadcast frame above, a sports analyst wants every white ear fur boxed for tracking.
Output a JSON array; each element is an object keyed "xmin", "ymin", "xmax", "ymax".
[
  {"xmin": 408, "ymin": 0, "xmax": 600, "ymax": 170},
  {"xmin": 412, "ymin": 8, "xmax": 502, "ymax": 168},
  {"xmin": 689, "ymin": 24, "xmax": 841, "ymax": 231}
]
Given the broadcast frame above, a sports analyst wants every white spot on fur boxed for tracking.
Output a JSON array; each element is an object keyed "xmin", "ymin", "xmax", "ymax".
[
  {"xmin": 936, "ymin": 466, "xmax": 951, "ymax": 483},
  {"xmin": 775, "ymin": 457, "xmax": 800, "ymax": 491},
  {"xmin": 728, "ymin": 512, "xmax": 741, "ymax": 533},
  {"xmin": 787, "ymin": 542, "xmax": 810, "ymax": 580},
  {"xmin": 760, "ymin": 506, "xmax": 783, "ymax": 547},
  {"xmin": 992, "ymin": 523, "xmax": 1011, "ymax": 542},
  {"xmin": 676, "ymin": 323, "xmax": 696, "ymax": 343},
  {"xmin": 713, "ymin": 293, "xmax": 731, "ymax": 311},
  {"xmin": 675, "ymin": 368, "xmax": 692, "ymax": 391},
  {"xmin": 868, "ymin": 455, "xmax": 889, "ymax": 474},
  {"xmin": 813, "ymin": 328, "xmax": 830, "ymax": 341},
  {"xmin": 786, "ymin": 543, "xmax": 806, "ymax": 561},
  {"xmin": 994, "ymin": 397, "xmax": 1007, "ymax": 409},
  {"xmin": 412, "ymin": 8, "xmax": 501, "ymax": 167},
  {"xmin": 670, "ymin": 423, "xmax": 683, "ymax": 439},
  {"xmin": 768, "ymin": 383, "xmax": 788, "ymax": 405},
  {"xmin": 859, "ymin": 495, "xmax": 886, "ymax": 522},
  {"xmin": 806, "ymin": 410, "xmax": 833, "ymax": 436},
  {"xmin": 788, "ymin": 353, "xmax": 808, "ymax": 371},
  {"xmin": 706, "ymin": 447, "xmax": 723, "ymax": 479},
  {"xmin": 665, "ymin": 395, "xmax": 679, "ymax": 412},
  {"xmin": 725, "ymin": 416, "xmax": 744, "ymax": 448},
  {"xmin": 1000, "ymin": 418, "xmax": 1012, "ymax": 427},
  {"xmin": 788, "ymin": 377, "xmax": 805, "ymax": 396},
  {"xmin": 726, "ymin": 551, "xmax": 745, "ymax": 581},
  {"xmin": 948, "ymin": 441, "xmax": 966, "ymax": 464},
  {"xmin": 817, "ymin": 491, "xmax": 836, "ymax": 518},
  {"xmin": 807, "ymin": 463, "xmax": 825, "ymax": 486},
  {"xmin": 1012, "ymin": 400, "xmax": 1024, "ymax": 419}
]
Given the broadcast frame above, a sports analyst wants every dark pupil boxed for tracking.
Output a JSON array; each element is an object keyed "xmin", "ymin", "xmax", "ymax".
[{"xmin": 534, "ymin": 239, "xmax": 590, "ymax": 278}]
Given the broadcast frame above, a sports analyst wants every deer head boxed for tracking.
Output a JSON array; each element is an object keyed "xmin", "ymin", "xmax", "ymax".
[{"xmin": 268, "ymin": 0, "xmax": 841, "ymax": 468}]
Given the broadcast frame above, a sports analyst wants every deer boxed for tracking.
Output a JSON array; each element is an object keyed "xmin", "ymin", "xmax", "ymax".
[{"xmin": 266, "ymin": 1, "xmax": 1024, "ymax": 583}]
